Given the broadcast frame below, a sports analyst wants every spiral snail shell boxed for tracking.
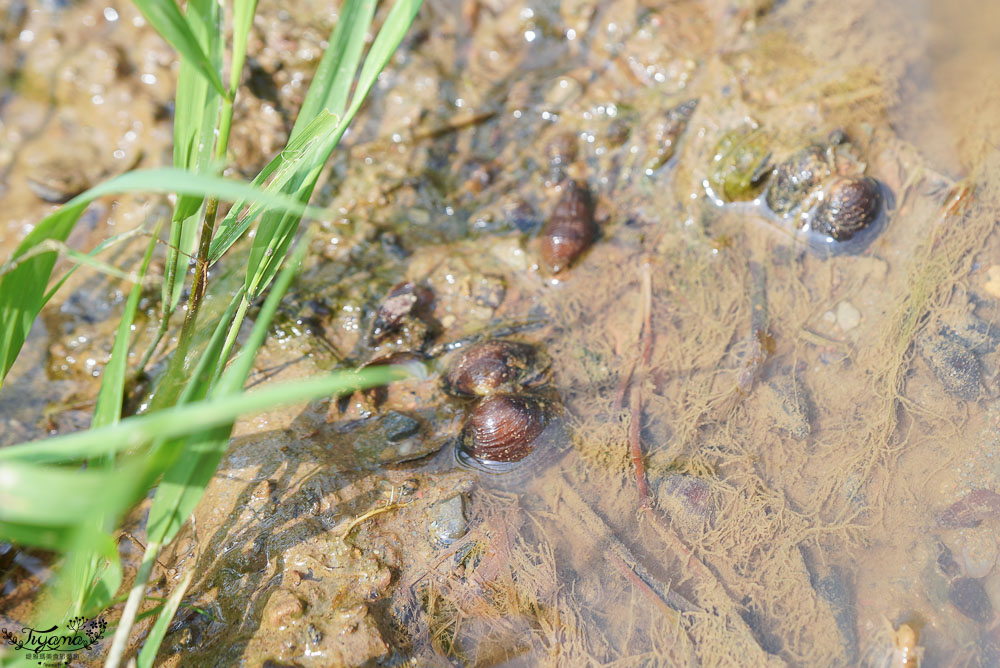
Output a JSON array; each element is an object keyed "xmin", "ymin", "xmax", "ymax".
[
  {"xmin": 811, "ymin": 176, "xmax": 882, "ymax": 241},
  {"xmin": 443, "ymin": 340, "xmax": 551, "ymax": 398},
  {"xmin": 539, "ymin": 180, "xmax": 596, "ymax": 273},
  {"xmin": 459, "ymin": 393, "xmax": 547, "ymax": 464},
  {"xmin": 765, "ymin": 145, "xmax": 831, "ymax": 215},
  {"xmin": 370, "ymin": 281, "xmax": 434, "ymax": 344}
]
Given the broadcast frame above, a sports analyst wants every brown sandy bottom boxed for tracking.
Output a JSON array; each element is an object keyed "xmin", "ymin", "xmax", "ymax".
[{"xmin": 2, "ymin": 0, "xmax": 1000, "ymax": 665}]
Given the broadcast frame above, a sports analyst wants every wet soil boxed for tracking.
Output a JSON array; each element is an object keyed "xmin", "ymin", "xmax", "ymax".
[{"xmin": 3, "ymin": 0, "xmax": 1000, "ymax": 665}]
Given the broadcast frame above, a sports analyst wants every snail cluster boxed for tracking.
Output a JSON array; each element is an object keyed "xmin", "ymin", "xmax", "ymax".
[
  {"xmin": 709, "ymin": 127, "xmax": 888, "ymax": 246},
  {"xmin": 442, "ymin": 339, "xmax": 557, "ymax": 471}
]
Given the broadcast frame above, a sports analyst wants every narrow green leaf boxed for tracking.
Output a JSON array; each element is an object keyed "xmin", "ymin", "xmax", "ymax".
[
  {"xmin": 130, "ymin": 0, "xmax": 226, "ymax": 97},
  {"xmin": 207, "ymin": 111, "xmax": 340, "ymax": 263},
  {"xmin": 0, "ymin": 167, "xmax": 326, "ymax": 387},
  {"xmin": 0, "ymin": 365, "xmax": 416, "ymax": 465},
  {"xmin": 292, "ymin": 0, "xmax": 376, "ymax": 138},
  {"xmin": 146, "ymin": 234, "xmax": 311, "ymax": 546},
  {"xmin": 0, "ymin": 200, "xmax": 86, "ymax": 385},
  {"xmin": 0, "ymin": 460, "xmax": 144, "ymax": 526},
  {"xmin": 92, "ymin": 227, "xmax": 161, "ymax": 429},
  {"xmin": 136, "ymin": 569, "xmax": 193, "ymax": 668},
  {"xmin": 230, "ymin": 0, "xmax": 259, "ymax": 96}
]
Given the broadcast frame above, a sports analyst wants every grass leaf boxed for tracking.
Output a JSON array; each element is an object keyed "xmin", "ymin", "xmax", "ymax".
[
  {"xmin": 92, "ymin": 227, "xmax": 161, "ymax": 429},
  {"xmin": 130, "ymin": 0, "xmax": 226, "ymax": 97},
  {"xmin": 292, "ymin": 0, "xmax": 376, "ymax": 138},
  {"xmin": 0, "ymin": 167, "xmax": 326, "ymax": 387},
  {"xmin": 136, "ymin": 569, "xmax": 193, "ymax": 668}
]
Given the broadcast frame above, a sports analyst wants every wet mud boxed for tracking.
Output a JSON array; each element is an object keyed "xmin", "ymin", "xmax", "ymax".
[{"xmin": 3, "ymin": 0, "xmax": 1000, "ymax": 665}]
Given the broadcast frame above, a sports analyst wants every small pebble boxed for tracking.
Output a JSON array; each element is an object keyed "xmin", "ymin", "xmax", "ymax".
[
  {"xmin": 983, "ymin": 265, "xmax": 1000, "ymax": 299},
  {"xmin": 836, "ymin": 301, "xmax": 861, "ymax": 331}
]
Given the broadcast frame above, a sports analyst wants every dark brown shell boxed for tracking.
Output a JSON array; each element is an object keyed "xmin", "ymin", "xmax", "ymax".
[
  {"xmin": 765, "ymin": 145, "xmax": 830, "ymax": 215},
  {"xmin": 812, "ymin": 176, "xmax": 882, "ymax": 241},
  {"xmin": 460, "ymin": 394, "xmax": 547, "ymax": 463},
  {"xmin": 546, "ymin": 132, "xmax": 579, "ymax": 169},
  {"xmin": 540, "ymin": 180, "xmax": 596, "ymax": 273},
  {"xmin": 443, "ymin": 340, "xmax": 550, "ymax": 397},
  {"xmin": 370, "ymin": 282, "xmax": 434, "ymax": 344}
]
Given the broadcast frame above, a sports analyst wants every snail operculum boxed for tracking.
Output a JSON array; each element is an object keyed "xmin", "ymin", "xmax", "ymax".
[
  {"xmin": 708, "ymin": 126, "xmax": 772, "ymax": 202},
  {"xmin": 442, "ymin": 339, "xmax": 551, "ymax": 398},
  {"xmin": 539, "ymin": 179, "xmax": 597, "ymax": 273},
  {"xmin": 460, "ymin": 393, "xmax": 549, "ymax": 464}
]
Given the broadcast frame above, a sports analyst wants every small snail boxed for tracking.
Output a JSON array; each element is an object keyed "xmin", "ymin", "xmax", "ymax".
[
  {"xmin": 708, "ymin": 126, "xmax": 772, "ymax": 202},
  {"xmin": 539, "ymin": 180, "xmax": 596, "ymax": 273},
  {"xmin": 459, "ymin": 393, "xmax": 548, "ymax": 464},
  {"xmin": 644, "ymin": 98, "xmax": 698, "ymax": 172},
  {"xmin": 442, "ymin": 339, "xmax": 550, "ymax": 398},
  {"xmin": 765, "ymin": 145, "xmax": 831, "ymax": 215},
  {"xmin": 370, "ymin": 281, "xmax": 434, "ymax": 345},
  {"xmin": 811, "ymin": 176, "xmax": 882, "ymax": 241},
  {"xmin": 546, "ymin": 132, "xmax": 579, "ymax": 172}
]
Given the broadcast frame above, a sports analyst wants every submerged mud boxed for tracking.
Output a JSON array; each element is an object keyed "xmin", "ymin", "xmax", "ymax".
[{"xmin": 3, "ymin": 0, "xmax": 1000, "ymax": 665}]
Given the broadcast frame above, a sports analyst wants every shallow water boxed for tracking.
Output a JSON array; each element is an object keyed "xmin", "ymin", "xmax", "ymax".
[{"xmin": 2, "ymin": 0, "xmax": 1000, "ymax": 665}]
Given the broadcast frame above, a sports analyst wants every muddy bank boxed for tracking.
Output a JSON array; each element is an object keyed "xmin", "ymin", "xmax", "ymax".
[{"xmin": 3, "ymin": 0, "xmax": 1000, "ymax": 665}]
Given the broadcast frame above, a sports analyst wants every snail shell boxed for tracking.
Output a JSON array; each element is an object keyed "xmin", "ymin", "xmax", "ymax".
[
  {"xmin": 644, "ymin": 98, "xmax": 698, "ymax": 172},
  {"xmin": 540, "ymin": 180, "xmax": 596, "ymax": 273},
  {"xmin": 811, "ymin": 176, "xmax": 882, "ymax": 241},
  {"xmin": 443, "ymin": 340, "xmax": 550, "ymax": 397},
  {"xmin": 460, "ymin": 393, "xmax": 547, "ymax": 464},
  {"xmin": 765, "ymin": 145, "xmax": 831, "ymax": 215},
  {"xmin": 370, "ymin": 282, "xmax": 434, "ymax": 344}
]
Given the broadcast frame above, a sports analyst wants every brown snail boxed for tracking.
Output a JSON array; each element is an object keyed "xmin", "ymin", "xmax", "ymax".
[
  {"xmin": 811, "ymin": 176, "xmax": 882, "ymax": 241},
  {"xmin": 765, "ymin": 145, "xmax": 831, "ymax": 215},
  {"xmin": 370, "ymin": 281, "xmax": 434, "ymax": 345},
  {"xmin": 459, "ymin": 393, "xmax": 548, "ymax": 464},
  {"xmin": 442, "ymin": 340, "xmax": 550, "ymax": 398},
  {"xmin": 539, "ymin": 180, "xmax": 596, "ymax": 273}
]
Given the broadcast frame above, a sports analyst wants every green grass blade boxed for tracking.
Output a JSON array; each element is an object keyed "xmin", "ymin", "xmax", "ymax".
[
  {"xmin": 130, "ymin": 0, "xmax": 226, "ymax": 97},
  {"xmin": 0, "ymin": 364, "xmax": 416, "ymax": 465},
  {"xmin": 229, "ymin": 0, "xmax": 259, "ymax": 95},
  {"xmin": 136, "ymin": 569, "xmax": 193, "ymax": 668},
  {"xmin": 0, "ymin": 200, "xmax": 86, "ymax": 386},
  {"xmin": 346, "ymin": 0, "xmax": 423, "ymax": 122},
  {"xmin": 0, "ymin": 167, "xmax": 326, "ymax": 387},
  {"xmin": 92, "ymin": 227, "xmax": 161, "ymax": 429},
  {"xmin": 0, "ymin": 460, "xmax": 144, "ymax": 526},
  {"xmin": 207, "ymin": 111, "xmax": 340, "ymax": 263},
  {"xmin": 292, "ymin": 0, "xmax": 376, "ymax": 138},
  {"xmin": 146, "ymin": 234, "xmax": 308, "ymax": 546},
  {"xmin": 42, "ymin": 226, "xmax": 147, "ymax": 304}
]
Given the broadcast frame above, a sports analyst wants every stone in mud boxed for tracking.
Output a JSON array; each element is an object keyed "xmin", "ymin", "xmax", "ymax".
[
  {"xmin": 427, "ymin": 494, "xmax": 468, "ymax": 548},
  {"xmin": 918, "ymin": 333, "xmax": 982, "ymax": 401},
  {"xmin": 655, "ymin": 474, "xmax": 717, "ymax": 534},
  {"xmin": 265, "ymin": 590, "xmax": 305, "ymax": 628},
  {"xmin": 949, "ymin": 577, "xmax": 994, "ymax": 624},
  {"xmin": 760, "ymin": 376, "xmax": 812, "ymax": 439}
]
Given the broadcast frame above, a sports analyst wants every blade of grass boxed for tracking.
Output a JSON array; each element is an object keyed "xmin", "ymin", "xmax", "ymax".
[
  {"xmin": 146, "ymin": 236, "xmax": 310, "ymax": 546},
  {"xmin": 0, "ymin": 167, "xmax": 327, "ymax": 387},
  {"xmin": 0, "ymin": 364, "xmax": 417, "ymax": 464},
  {"xmin": 229, "ymin": 0, "xmax": 259, "ymax": 97},
  {"xmin": 291, "ymin": 0, "xmax": 376, "ymax": 138},
  {"xmin": 92, "ymin": 225, "xmax": 161, "ymax": 429},
  {"xmin": 130, "ymin": 0, "xmax": 226, "ymax": 97},
  {"xmin": 207, "ymin": 111, "xmax": 340, "ymax": 263},
  {"xmin": 0, "ymin": 460, "xmax": 146, "ymax": 527},
  {"xmin": 135, "ymin": 569, "xmax": 193, "ymax": 668}
]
